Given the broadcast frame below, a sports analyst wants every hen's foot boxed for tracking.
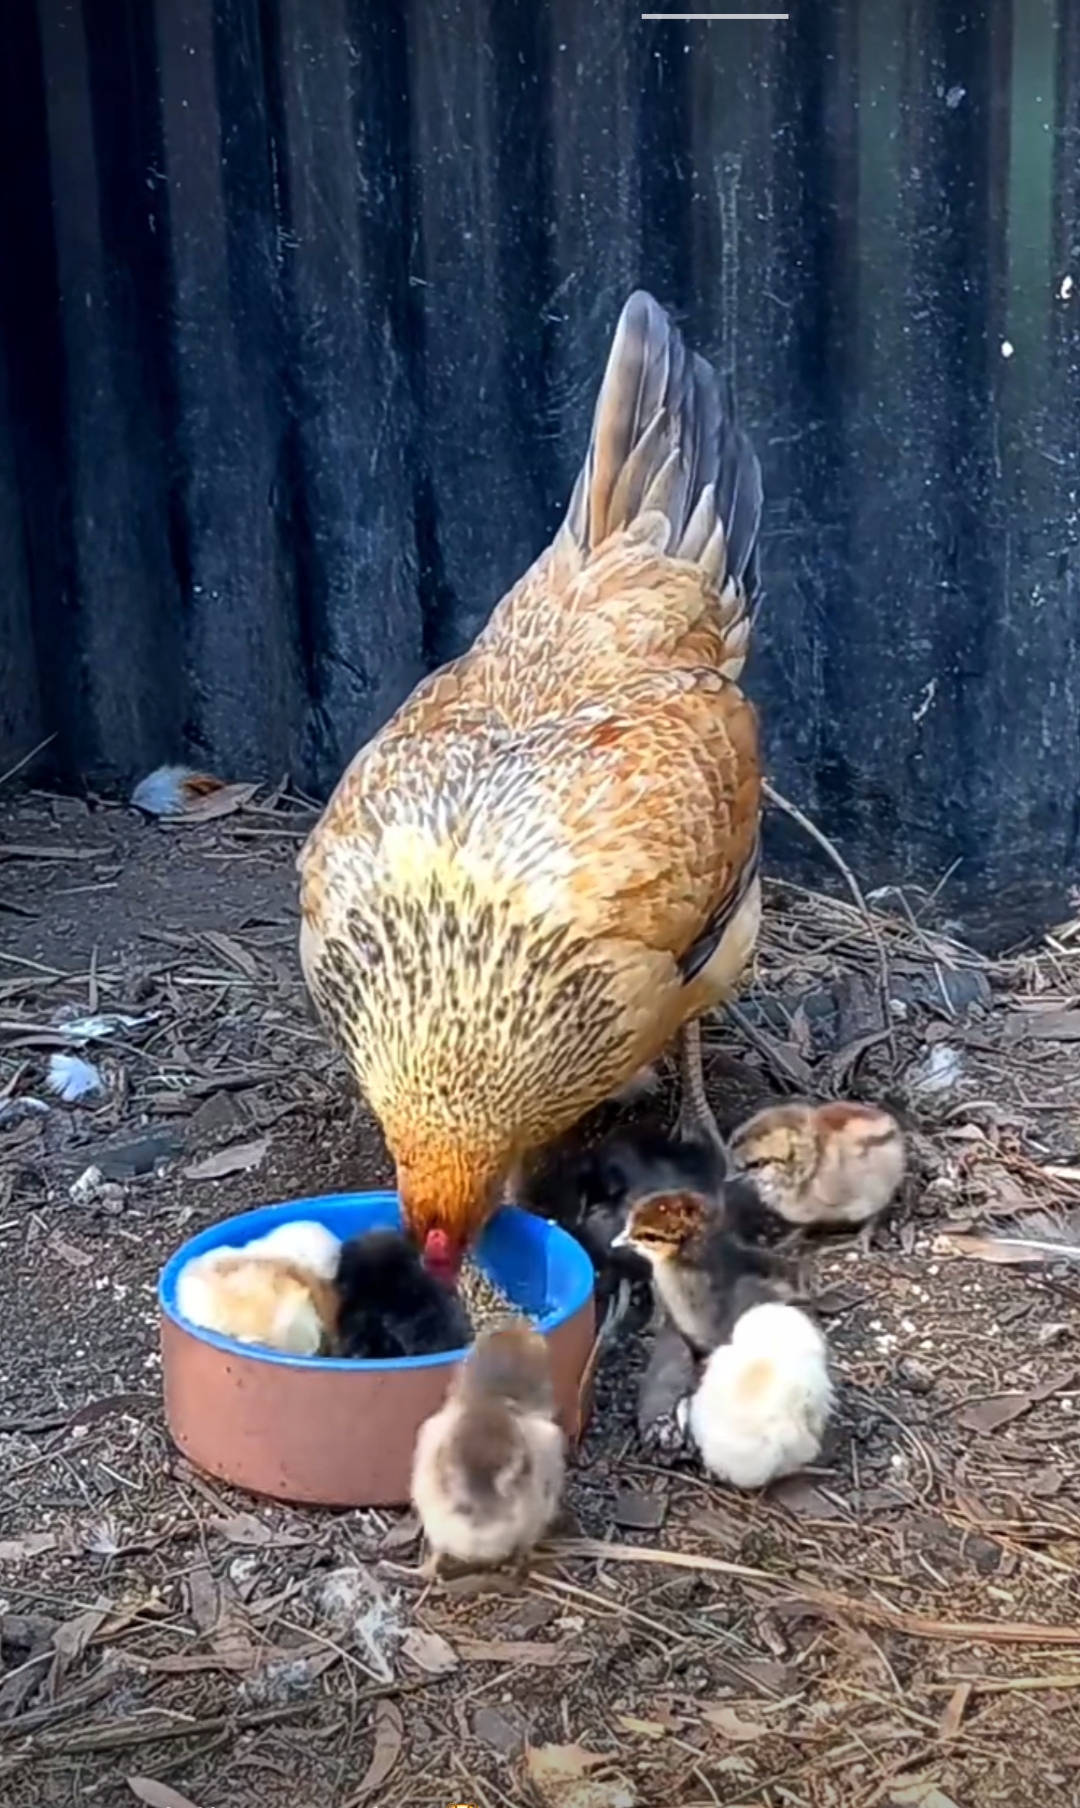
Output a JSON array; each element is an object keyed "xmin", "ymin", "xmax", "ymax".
[{"xmin": 675, "ymin": 1019, "xmax": 725, "ymax": 1150}]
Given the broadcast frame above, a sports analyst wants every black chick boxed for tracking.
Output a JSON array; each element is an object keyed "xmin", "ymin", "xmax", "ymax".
[
  {"xmin": 335, "ymin": 1229, "xmax": 472, "ymax": 1360},
  {"xmin": 523, "ymin": 1126, "xmax": 759, "ymax": 1337}
]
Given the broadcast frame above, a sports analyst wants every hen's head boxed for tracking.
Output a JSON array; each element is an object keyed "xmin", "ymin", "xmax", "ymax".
[{"xmin": 393, "ymin": 1134, "xmax": 507, "ymax": 1284}]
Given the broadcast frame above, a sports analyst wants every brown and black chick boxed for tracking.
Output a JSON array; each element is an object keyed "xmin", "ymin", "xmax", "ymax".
[
  {"xmin": 612, "ymin": 1187, "xmax": 793, "ymax": 1359},
  {"xmin": 521, "ymin": 1124, "xmax": 765, "ymax": 1337}
]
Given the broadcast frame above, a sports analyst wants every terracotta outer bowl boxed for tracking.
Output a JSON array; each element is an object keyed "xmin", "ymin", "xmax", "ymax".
[{"xmin": 159, "ymin": 1191, "xmax": 596, "ymax": 1508}]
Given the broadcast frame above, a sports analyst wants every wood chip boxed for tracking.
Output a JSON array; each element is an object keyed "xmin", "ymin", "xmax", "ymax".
[
  {"xmin": 612, "ymin": 1490, "xmax": 667, "ymax": 1531},
  {"xmin": 184, "ymin": 1136, "xmax": 269, "ymax": 1181},
  {"xmin": 186, "ymin": 1566, "xmax": 220, "ymax": 1635},
  {"xmin": 0, "ymin": 1531, "xmax": 57, "ymax": 1563},
  {"xmin": 401, "ymin": 1628, "xmax": 459, "ymax": 1674},
  {"xmin": 456, "ymin": 1637, "xmax": 578, "ymax": 1667},
  {"xmin": 890, "ymin": 1784, "xmax": 961, "ymax": 1808},
  {"xmin": 615, "ymin": 1714, "xmax": 669, "ymax": 1740},
  {"xmin": 128, "ymin": 1781, "xmax": 206, "ymax": 1808},
  {"xmin": 0, "ymin": 844, "xmax": 97, "ymax": 862},
  {"xmin": 1004, "ymin": 1009, "xmax": 1080, "ymax": 1044},
  {"xmin": 937, "ymin": 1680, "xmax": 971, "ymax": 1741}
]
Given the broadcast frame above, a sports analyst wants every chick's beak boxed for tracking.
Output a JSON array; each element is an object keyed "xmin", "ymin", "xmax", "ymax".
[{"xmin": 610, "ymin": 1227, "xmax": 631, "ymax": 1251}]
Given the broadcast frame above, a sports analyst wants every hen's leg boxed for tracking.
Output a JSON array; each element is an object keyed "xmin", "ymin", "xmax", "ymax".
[{"xmin": 675, "ymin": 1018, "xmax": 724, "ymax": 1148}]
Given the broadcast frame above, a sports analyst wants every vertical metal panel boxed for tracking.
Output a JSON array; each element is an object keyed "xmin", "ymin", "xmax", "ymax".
[{"xmin": 0, "ymin": 0, "xmax": 1077, "ymax": 944}]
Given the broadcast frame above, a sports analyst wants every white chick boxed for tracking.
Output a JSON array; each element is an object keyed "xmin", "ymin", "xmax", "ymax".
[
  {"xmin": 245, "ymin": 1219, "xmax": 343, "ymax": 1281},
  {"xmin": 683, "ymin": 1300, "xmax": 833, "ymax": 1490},
  {"xmin": 410, "ymin": 1319, "xmax": 565, "ymax": 1575},
  {"xmin": 175, "ymin": 1251, "xmax": 338, "ymax": 1356}
]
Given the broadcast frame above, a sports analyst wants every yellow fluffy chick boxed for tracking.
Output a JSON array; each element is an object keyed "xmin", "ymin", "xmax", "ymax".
[
  {"xmin": 729, "ymin": 1101, "xmax": 905, "ymax": 1229},
  {"xmin": 682, "ymin": 1300, "xmax": 833, "ymax": 1489},
  {"xmin": 176, "ymin": 1251, "xmax": 339, "ymax": 1356},
  {"xmin": 410, "ymin": 1320, "xmax": 565, "ymax": 1575},
  {"xmin": 244, "ymin": 1219, "xmax": 343, "ymax": 1281}
]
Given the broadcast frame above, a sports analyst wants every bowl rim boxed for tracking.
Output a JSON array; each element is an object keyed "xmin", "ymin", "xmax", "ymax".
[{"xmin": 158, "ymin": 1189, "xmax": 595, "ymax": 1374}]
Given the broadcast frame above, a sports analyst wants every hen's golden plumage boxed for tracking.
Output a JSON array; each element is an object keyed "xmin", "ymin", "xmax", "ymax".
[{"xmin": 298, "ymin": 292, "xmax": 764, "ymax": 1279}]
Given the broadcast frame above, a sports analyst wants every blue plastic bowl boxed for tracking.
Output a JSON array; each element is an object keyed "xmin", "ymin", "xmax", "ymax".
[{"xmin": 158, "ymin": 1190, "xmax": 596, "ymax": 1507}]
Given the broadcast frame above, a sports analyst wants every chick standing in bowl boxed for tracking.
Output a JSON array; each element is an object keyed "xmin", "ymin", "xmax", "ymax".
[{"xmin": 410, "ymin": 1319, "xmax": 565, "ymax": 1578}]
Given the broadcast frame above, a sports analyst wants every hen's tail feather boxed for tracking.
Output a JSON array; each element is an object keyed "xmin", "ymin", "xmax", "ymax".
[{"xmin": 564, "ymin": 291, "xmax": 762, "ymax": 616}]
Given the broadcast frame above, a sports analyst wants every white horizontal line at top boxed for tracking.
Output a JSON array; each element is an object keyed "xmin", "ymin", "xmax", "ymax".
[{"xmin": 641, "ymin": 12, "xmax": 790, "ymax": 18}]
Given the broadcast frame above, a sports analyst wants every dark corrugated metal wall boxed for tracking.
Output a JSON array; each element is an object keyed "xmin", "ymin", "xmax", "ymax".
[{"xmin": 0, "ymin": 0, "xmax": 1077, "ymax": 945}]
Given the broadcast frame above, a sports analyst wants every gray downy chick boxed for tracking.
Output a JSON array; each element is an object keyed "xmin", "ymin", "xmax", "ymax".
[{"xmin": 410, "ymin": 1319, "xmax": 565, "ymax": 1575}]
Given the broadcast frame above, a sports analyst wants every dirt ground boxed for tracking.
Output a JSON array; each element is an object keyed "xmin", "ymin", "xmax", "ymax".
[{"xmin": 2, "ymin": 782, "xmax": 1080, "ymax": 1808}]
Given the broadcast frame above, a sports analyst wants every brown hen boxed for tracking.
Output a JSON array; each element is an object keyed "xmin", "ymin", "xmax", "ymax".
[{"xmin": 298, "ymin": 291, "xmax": 764, "ymax": 1282}]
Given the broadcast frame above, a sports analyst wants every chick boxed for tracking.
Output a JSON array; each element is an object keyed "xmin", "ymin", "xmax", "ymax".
[
  {"xmin": 681, "ymin": 1300, "xmax": 834, "ymax": 1489},
  {"xmin": 336, "ymin": 1229, "xmax": 471, "ymax": 1360},
  {"xmin": 410, "ymin": 1319, "xmax": 565, "ymax": 1575},
  {"xmin": 520, "ymin": 1125, "xmax": 735, "ymax": 1337},
  {"xmin": 176, "ymin": 1251, "xmax": 338, "ymax": 1356},
  {"xmin": 611, "ymin": 1188, "xmax": 791, "ymax": 1356},
  {"xmin": 246, "ymin": 1219, "xmax": 343, "ymax": 1281},
  {"xmin": 728, "ymin": 1101, "xmax": 906, "ymax": 1240}
]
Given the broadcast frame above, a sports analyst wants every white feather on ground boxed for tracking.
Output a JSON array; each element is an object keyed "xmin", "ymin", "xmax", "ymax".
[
  {"xmin": 46, "ymin": 1053, "xmax": 103, "ymax": 1102},
  {"xmin": 684, "ymin": 1300, "xmax": 833, "ymax": 1490},
  {"xmin": 130, "ymin": 765, "xmax": 223, "ymax": 817}
]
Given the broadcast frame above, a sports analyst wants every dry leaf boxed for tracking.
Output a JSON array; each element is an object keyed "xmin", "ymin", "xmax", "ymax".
[
  {"xmin": 168, "ymin": 782, "xmax": 259, "ymax": 824},
  {"xmin": 128, "ymin": 1781, "xmax": 205, "ymax": 1808},
  {"xmin": 935, "ymin": 1233, "xmax": 1056, "ymax": 1268},
  {"xmin": 379, "ymin": 1514, "xmax": 420, "ymax": 1552},
  {"xmin": 210, "ymin": 1607, "xmax": 257, "ymax": 1673},
  {"xmin": 955, "ymin": 1394, "xmax": 1035, "ymax": 1434},
  {"xmin": 209, "ymin": 1512, "xmax": 273, "ymax": 1545},
  {"xmin": 0, "ymin": 1531, "xmax": 57, "ymax": 1563},
  {"xmin": 525, "ymin": 1743, "xmax": 637, "ymax": 1808},
  {"xmin": 772, "ymin": 1477, "xmax": 848, "ymax": 1520},
  {"xmin": 615, "ymin": 1714, "xmax": 669, "ymax": 1740},
  {"xmin": 890, "ymin": 1782, "xmax": 961, "ymax": 1808},
  {"xmin": 184, "ymin": 1136, "xmax": 269, "ymax": 1181},
  {"xmin": 186, "ymin": 1566, "xmax": 220, "ymax": 1634},
  {"xmin": 46, "ymin": 1232, "xmax": 94, "ymax": 1268},
  {"xmin": 201, "ymin": 931, "xmax": 259, "ymax": 979},
  {"xmin": 49, "ymin": 1600, "xmax": 111, "ymax": 1694},
  {"xmin": 348, "ymin": 1699, "xmax": 403, "ymax": 1803},
  {"xmin": 401, "ymin": 1628, "xmax": 459, "ymax": 1674},
  {"xmin": 701, "ymin": 1704, "xmax": 770, "ymax": 1742},
  {"xmin": 207, "ymin": 1514, "xmax": 305, "ymax": 1553},
  {"xmin": 938, "ymin": 1681, "xmax": 970, "ymax": 1741},
  {"xmin": 955, "ymin": 1372, "xmax": 1073, "ymax": 1435}
]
